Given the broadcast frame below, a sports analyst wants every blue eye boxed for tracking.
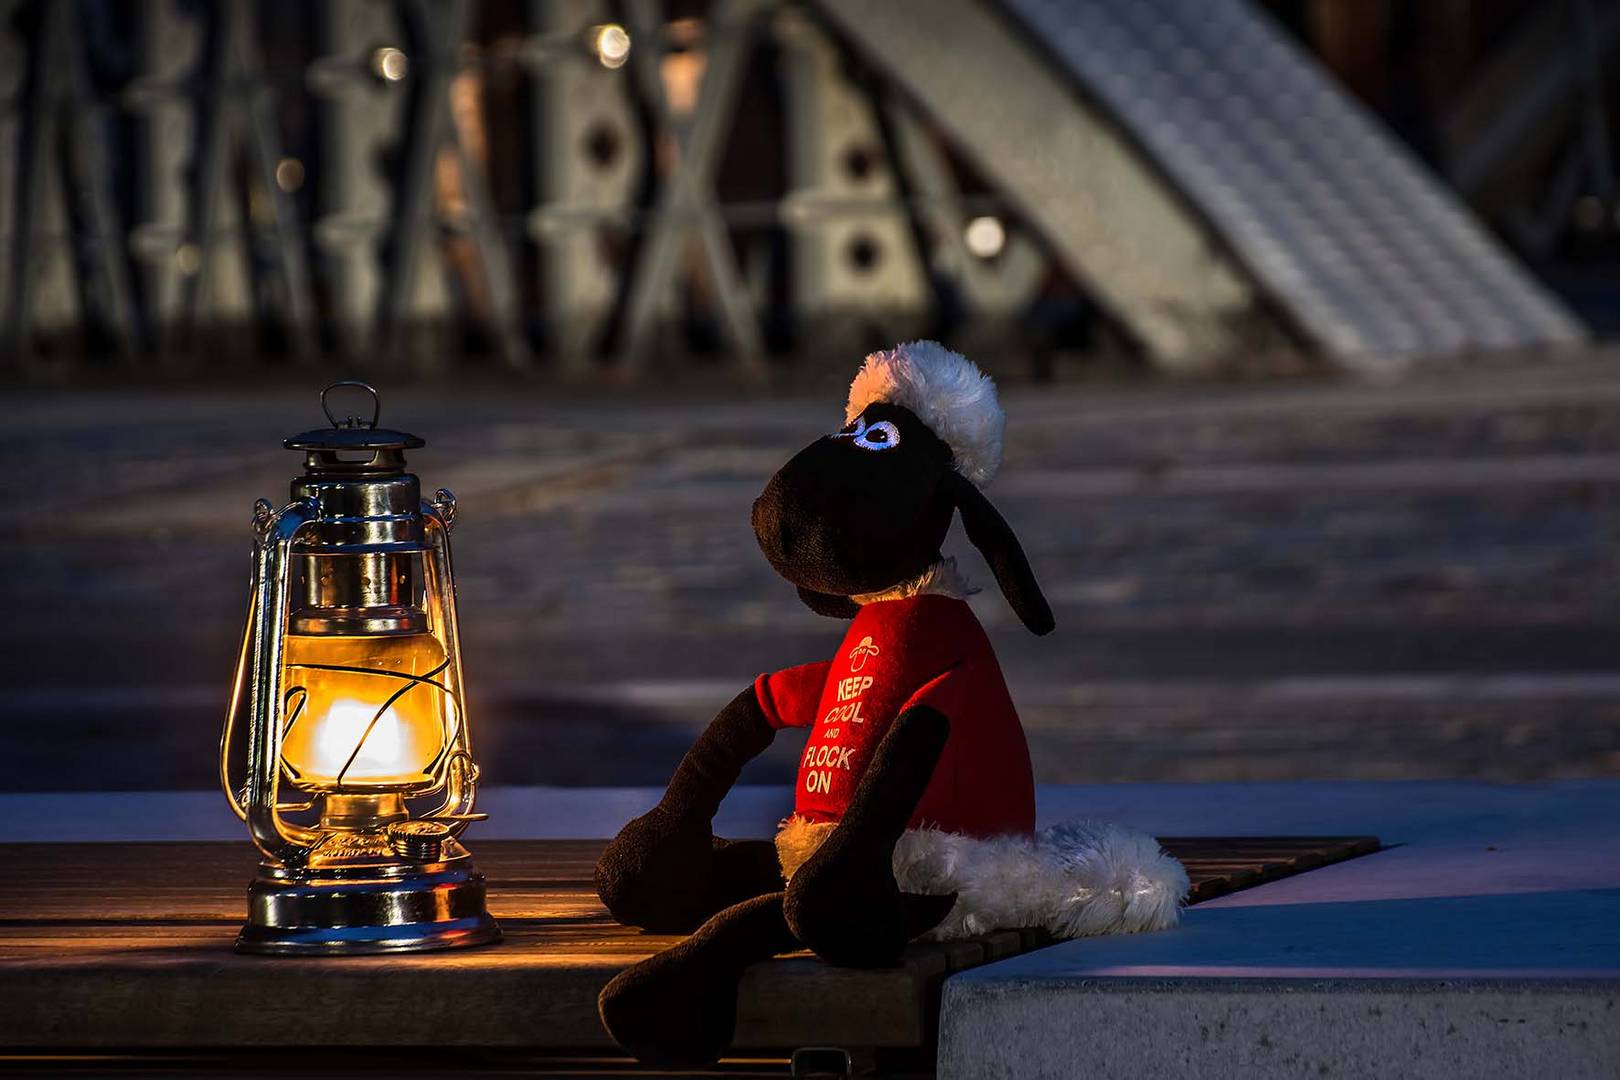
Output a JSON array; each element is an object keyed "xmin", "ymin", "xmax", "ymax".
[{"xmin": 853, "ymin": 420, "xmax": 901, "ymax": 451}]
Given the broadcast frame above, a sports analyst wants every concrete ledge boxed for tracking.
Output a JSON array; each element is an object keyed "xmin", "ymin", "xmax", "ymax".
[
  {"xmin": 941, "ymin": 979, "xmax": 1616, "ymax": 1080},
  {"xmin": 938, "ymin": 781, "xmax": 1620, "ymax": 1079}
]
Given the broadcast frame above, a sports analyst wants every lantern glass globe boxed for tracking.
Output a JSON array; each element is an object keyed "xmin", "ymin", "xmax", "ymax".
[{"xmin": 278, "ymin": 632, "xmax": 453, "ymax": 793}]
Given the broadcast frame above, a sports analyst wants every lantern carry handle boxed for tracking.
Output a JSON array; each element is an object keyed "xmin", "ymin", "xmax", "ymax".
[
  {"xmin": 220, "ymin": 588, "xmax": 315, "ymax": 823},
  {"xmin": 220, "ymin": 589, "xmax": 253, "ymax": 822},
  {"xmin": 320, "ymin": 380, "xmax": 382, "ymax": 430},
  {"xmin": 222, "ymin": 498, "xmax": 319, "ymax": 826},
  {"xmin": 413, "ymin": 499, "xmax": 482, "ymax": 836},
  {"xmin": 242, "ymin": 498, "xmax": 322, "ymax": 864},
  {"xmin": 221, "ymin": 498, "xmax": 262, "ymax": 823}
]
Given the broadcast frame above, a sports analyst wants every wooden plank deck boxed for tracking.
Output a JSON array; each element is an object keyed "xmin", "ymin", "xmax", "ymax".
[{"xmin": 0, "ymin": 837, "xmax": 1379, "ymax": 1055}]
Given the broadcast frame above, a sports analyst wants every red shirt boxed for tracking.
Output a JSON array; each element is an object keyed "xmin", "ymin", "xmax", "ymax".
[{"xmin": 754, "ymin": 594, "xmax": 1036, "ymax": 839}]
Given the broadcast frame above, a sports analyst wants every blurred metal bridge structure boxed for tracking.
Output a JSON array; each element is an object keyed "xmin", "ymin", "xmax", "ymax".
[{"xmin": 0, "ymin": 0, "xmax": 1589, "ymax": 377}]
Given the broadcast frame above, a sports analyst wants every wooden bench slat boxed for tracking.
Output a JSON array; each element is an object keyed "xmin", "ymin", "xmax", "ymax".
[{"xmin": 0, "ymin": 835, "xmax": 1379, "ymax": 1052}]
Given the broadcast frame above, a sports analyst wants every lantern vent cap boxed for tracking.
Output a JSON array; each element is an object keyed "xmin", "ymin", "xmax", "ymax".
[{"xmin": 284, "ymin": 380, "xmax": 426, "ymax": 452}]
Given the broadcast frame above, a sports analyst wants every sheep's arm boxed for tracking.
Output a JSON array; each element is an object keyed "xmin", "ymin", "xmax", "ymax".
[{"xmin": 595, "ymin": 684, "xmax": 787, "ymax": 932}]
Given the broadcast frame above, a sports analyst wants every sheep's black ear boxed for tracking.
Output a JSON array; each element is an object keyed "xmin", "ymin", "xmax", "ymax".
[
  {"xmin": 797, "ymin": 586, "xmax": 861, "ymax": 619},
  {"xmin": 948, "ymin": 472, "xmax": 1054, "ymax": 636}
]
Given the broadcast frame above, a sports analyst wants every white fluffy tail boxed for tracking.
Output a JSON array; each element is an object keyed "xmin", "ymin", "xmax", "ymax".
[{"xmin": 889, "ymin": 820, "xmax": 1190, "ymax": 941}]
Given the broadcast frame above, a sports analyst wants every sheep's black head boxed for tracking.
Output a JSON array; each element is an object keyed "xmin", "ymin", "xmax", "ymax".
[
  {"xmin": 750, "ymin": 343, "xmax": 1054, "ymax": 635},
  {"xmin": 752, "ymin": 402, "xmax": 953, "ymax": 606}
]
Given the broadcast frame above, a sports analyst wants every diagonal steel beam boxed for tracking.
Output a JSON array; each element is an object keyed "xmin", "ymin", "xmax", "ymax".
[
  {"xmin": 232, "ymin": 0, "xmax": 319, "ymax": 360},
  {"xmin": 172, "ymin": 0, "xmax": 317, "ymax": 361},
  {"xmin": 881, "ymin": 92, "xmax": 1044, "ymax": 319},
  {"xmin": 619, "ymin": 0, "xmax": 763, "ymax": 367},
  {"xmin": 813, "ymin": 0, "xmax": 1259, "ymax": 371},
  {"xmin": 382, "ymin": 0, "xmax": 530, "ymax": 368},
  {"xmin": 4, "ymin": 0, "xmax": 137, "ymax": 362},
  {"xmin": 380, "ymin": 0, "xmax": 467, "ymax": 364},
  {"xmin": 1445, "ymin": 0, "xmax": 1620, "ymax": 199}
]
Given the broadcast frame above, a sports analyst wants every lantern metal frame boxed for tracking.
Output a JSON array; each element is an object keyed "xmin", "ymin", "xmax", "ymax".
[{"xmin": 220, "ymin": 382, "xmax": 499, "ymax": 956}]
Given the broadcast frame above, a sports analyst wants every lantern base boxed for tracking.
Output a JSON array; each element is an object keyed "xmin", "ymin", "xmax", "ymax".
[{"xmin": 237, "ymin": 857, "xmax": 501, "ymax": 956}]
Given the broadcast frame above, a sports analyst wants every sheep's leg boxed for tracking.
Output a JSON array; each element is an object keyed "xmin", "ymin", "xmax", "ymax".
[
  {"xmin": 596, "ymin": 687, "xmax": 784, "ymax": 932},
  {"xmin": 598, "ymin": 891, "xmax": 797, "ymax": 1069},
  {"xmin": 783, "ymin": 705, "xmax": 958, "ymax": 966}
]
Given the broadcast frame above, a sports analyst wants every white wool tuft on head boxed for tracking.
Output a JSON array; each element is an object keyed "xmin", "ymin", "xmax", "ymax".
[{"xmin": 846, "ymin": 340, "xmax": 1005, "ymax": 488}]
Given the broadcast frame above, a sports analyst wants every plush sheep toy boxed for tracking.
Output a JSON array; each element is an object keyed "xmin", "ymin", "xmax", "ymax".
[{"xmin": 594, "ymin": 342, "xmax": 1188, "ymax": 1067}]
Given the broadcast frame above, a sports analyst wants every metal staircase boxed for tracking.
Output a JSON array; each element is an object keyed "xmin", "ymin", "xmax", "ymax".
[{"xmin": 821, "ymin": 0, "xmax": 1588, "ymax": 372}]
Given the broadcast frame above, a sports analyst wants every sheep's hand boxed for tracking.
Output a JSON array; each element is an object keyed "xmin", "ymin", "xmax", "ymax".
[
  {"xmin": 596, "ymin": 685, "xmax": 782, "ymax": 932},
  {"xmin": 595, "ymin": 803, "xmax": 718, "ymax": 932}
]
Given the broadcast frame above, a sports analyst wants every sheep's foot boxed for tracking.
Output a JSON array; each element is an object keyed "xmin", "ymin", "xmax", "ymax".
[
  {"xmin": 598, "ymin": 891, "xmax": 796, "ymax": 1068},
  {"xmin": 785, "ymin": 706, "xmax": 956, "ymax": 966}
]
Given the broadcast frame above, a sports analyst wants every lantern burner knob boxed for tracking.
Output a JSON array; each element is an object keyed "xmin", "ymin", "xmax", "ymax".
[{"xmin": 388, "ymin": 819, "xmax": 452, "ymax": 863}]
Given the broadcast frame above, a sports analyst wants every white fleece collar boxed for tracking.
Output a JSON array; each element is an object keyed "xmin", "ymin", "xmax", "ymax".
[{"xmin": 850, "ymin": 558, "xmax": 977, "ymax": 605}]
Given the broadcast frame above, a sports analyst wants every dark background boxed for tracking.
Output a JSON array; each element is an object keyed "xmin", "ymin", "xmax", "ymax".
[{"xmin": 3, "ymin": 0, "xmax": 1619, "ymax": 793}]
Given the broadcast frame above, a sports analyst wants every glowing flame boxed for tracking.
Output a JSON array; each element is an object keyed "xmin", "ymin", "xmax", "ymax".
[
  {"xmin": 311, "ymin": 699, "xmax": 407, "ymax": 781},
  {"xmin": 278, "ymin": 633, "xmax": 450, "ymax": 792}
]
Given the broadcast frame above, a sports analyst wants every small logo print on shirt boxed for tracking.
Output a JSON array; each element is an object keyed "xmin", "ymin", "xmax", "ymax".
[{"xmin": 848, "ymin": 635, "xmax": 880, "ymax": 672}]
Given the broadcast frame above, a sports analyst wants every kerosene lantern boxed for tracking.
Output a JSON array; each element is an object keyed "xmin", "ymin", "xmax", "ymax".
[{"xmin": 220, "ymin": 381, "xmax": 498, "ymax": 955}]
